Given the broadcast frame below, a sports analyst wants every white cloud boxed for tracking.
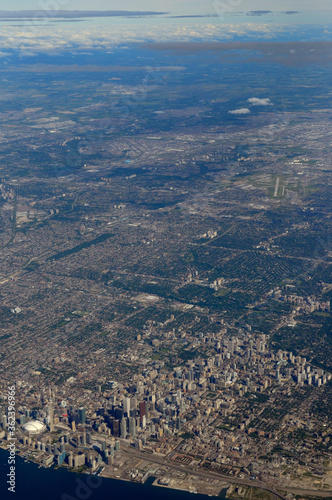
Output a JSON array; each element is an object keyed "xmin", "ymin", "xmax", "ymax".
[
  {"xmin": 0, "ymin": 22, "xmax": 284, "ymax": 56},
  {"xmin": 228, "ymin": 108, "xmax": 251, "ymax": 115},
  {"xmin": 248, "ymin": 97, "xmax": 273, "ymax": 106}
]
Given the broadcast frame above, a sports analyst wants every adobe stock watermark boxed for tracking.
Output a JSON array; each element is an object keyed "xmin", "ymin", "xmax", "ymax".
[
  {"xmin": 25, "ymin": 0, "xmax": 72, "ymax": 26},
  {"xmin": 224, "ymin": 105, "xmax": 290, "ymax": 179},
  {"xmin": 2, "ymin": 0, "xmax": 72, "ymax": 54},
  {"xmin": 213, "ymin": 0, "xmax": 244, "ymax": 21},
  {"xmin": 250, "ymin": 233, "xmax": 332, "ymax": 336},
  {"xmin": 65, "ymin": 66, "xmax": 166, "ymax": 171},
  {"xmin": 61, "ymin": 475, "xmax": 103, "ymax": 500},
  {"xmin": 7, "ymin": 385, "xmax": 16, "ymax": 494}
]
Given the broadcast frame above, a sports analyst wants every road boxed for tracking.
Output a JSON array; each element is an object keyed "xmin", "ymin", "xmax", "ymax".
[
  {"xmin": 119, "ymin": 444, "xmax": 332, "ymax": 499},
  {"xmin": 120, "ymin": 444, "xmax": 289, "ymax": 500}
]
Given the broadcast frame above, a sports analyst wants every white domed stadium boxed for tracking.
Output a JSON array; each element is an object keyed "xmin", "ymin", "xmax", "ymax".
[{"xmin": 22, "ymin": 420, "xmax": 46, "ymax": 435}]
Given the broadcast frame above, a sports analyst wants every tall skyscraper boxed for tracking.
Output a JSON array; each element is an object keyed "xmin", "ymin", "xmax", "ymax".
[
  {"xmin": 120, "ymin": 417, "xmax": 127, "ymax": 438},
  {"xmin": 78, "ymin": 407, "xmax": 86, "ymax": 425},
  {"xmin": 49, "ymin": 400, "xmax": 54, "ymax": 432},
  {"xmin": 131, "ymin": 398, "xmax": 137, "ymax": 410},
  {"xmin": 68, "ymin": 452, "xmax": 74, "ymax": 468},
  {"xmin": 123, "ymin": 397, "xmax": 130, "ymax": 416},
  {"xmin": 139, "ymin": 401, "xmax": 147, "ymax": 423},
  {"xmin": 86, "ymin": 432, "xmax": 92, "ymax": 445},
  {"xmin": 114, "ymin": 407, "xmax": 123, "ymax": 420},
  {"xmin": 129, "ymin": 417, "xmax": 136, "ymax": 438},
  {"xmin": 112, "ymin": 419, "xmax": 120, "ymax": 437}
]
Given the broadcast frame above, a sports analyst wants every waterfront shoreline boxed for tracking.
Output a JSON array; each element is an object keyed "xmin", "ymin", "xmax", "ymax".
[{"xmin": 0, "ymin": 447, "xmax": 225, "ymax": 500}]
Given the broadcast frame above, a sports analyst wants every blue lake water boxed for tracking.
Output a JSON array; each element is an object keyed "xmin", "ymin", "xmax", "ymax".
[{"xmin": 0, "ymin": 448, "xmax": 226, "ymax": 500}]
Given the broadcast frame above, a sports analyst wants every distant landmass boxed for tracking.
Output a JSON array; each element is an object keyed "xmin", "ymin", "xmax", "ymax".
[{"xmin": 0, "ymin": 10, "xmax": 168, "ymax": 19}]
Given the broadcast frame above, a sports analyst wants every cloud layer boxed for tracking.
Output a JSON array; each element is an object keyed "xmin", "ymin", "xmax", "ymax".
[
  {"xmin": 228, "ymin": 108, "xmax": 251, "ymax": 115},
  {"xmin": 0, "ymin": 22, "xmax": 280, "ymax": 56},
  {"xmin": 248, "ymin": 97, "xmax": 272, "ymax": 106},
  {"xmin": 0, "ymin": 21, "xmax": 331, "ymax": 64}
]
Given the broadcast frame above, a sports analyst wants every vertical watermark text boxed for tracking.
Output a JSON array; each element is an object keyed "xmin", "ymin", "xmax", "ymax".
[{"xmin": 7, "ymin": 385, "xmax": 16, "ymax": 494}]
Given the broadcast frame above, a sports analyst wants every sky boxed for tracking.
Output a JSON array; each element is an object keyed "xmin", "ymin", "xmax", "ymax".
[{"xmin": 0, "ymin": 0, "xmax": 331, "ymax": 14}]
